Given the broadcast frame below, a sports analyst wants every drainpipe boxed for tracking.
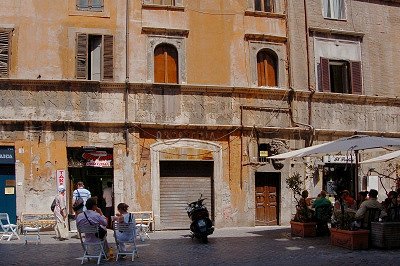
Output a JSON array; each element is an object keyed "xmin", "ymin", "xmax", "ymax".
[
  {"xmin": 303, "ymin": 0, "xmax": 311, "ymax": 91},
  {"xmin": 125, "ymin": 0, "xmax": 130, "ymax": 155}
]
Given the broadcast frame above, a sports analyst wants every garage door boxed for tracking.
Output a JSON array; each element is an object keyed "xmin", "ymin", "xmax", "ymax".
[{"xmin": 160, "ymin": 161, "xmax": 213, "ymax": 230}]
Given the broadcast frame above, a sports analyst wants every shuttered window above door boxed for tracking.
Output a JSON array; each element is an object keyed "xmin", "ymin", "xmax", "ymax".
[
  {"xmin": 154, "ymin": 44, "xmax": 178, "ymax": 84},
  {"xmin": 320, "ymin": 57, "xmax": 362, "ymax": 94},
  {"xmin": 257, "ymin": 49, "xmax": 277, "ymax": 87}
]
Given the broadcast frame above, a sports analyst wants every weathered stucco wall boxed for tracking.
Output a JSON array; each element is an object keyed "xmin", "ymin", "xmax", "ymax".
[{"xmin": 289, "ymin": 0, "xmax": 400, "ymax": 97}]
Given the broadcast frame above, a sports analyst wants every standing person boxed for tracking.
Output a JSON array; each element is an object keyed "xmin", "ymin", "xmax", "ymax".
[
  {"xmin": 103, "ymin": 182, "xmax": 113, "ymax": 229},
  {"xmin": 54, "ymin": 185, "xmax": 69, "ymax": 241},
  {"xmin": 73, "ymin": 181, "xmax": 91, "ymax": 212}
]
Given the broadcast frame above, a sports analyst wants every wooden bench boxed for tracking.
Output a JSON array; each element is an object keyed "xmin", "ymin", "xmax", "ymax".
[
  {"xmin": 130, "ymin": 211, "xmax": 154, "ymax": 232},
  {"xmin": 19, "ymin": 213, "xmax": 56, "ymax": 232}
]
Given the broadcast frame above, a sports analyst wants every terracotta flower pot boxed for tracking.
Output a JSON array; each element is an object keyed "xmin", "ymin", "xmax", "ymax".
[
  {"xmin": 330, "ymin": 228, "xmax": 369, "ymax": 250},
  {"xmin": 290, "ymin": 221, "xmax": 317, "ymax": 237}
]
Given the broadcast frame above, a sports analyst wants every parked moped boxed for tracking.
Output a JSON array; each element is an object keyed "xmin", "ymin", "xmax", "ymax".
[{"xmin": 186, "ymin": 195, "xmax": 214, "ymax": 243}]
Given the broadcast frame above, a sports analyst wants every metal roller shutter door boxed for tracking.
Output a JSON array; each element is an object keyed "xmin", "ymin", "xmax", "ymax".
[{"xmin": 159, "ymin": 161, "xmax": 213, "ymax": 230}]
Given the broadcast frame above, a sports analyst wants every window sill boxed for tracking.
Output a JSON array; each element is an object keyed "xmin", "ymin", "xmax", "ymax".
[
  {"xmin": 244, "ymin": 10, "xmax": 285, "ymax": 19},
  {"xmin": 69, "ymin": 10, "xmax": 110, "ymax": 18},
  {"xmin": 323, "ymin": 17, "xmax": 347, "ymax": 22},
  {"xmin": 142, "ymin": 4, "xmax": 184, "ymax": 12}
]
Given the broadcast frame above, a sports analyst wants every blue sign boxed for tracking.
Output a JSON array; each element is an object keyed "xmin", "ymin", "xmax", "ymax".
[{"xmin": 0, "ymin": 147, "xmax": 15, "ymax": 164}]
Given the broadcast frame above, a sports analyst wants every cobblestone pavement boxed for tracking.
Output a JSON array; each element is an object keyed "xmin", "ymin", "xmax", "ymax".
[{"xmin": 1, "ymin": 226, "xmax": 399, "ymax": 265}]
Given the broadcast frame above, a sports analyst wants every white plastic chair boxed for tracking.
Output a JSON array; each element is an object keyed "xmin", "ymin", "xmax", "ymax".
[
  {"xmin": 0, "ymin": 213, "xmax": 20, "ymax": 241},
  {"xmin": 22, "ymin": 214, "xmax": 41, "ymax": 244},
  {"xmin": 77, "ymin": 224, "xmax": 108, "ymax": 265},
  {"xmin": 135, "ymin": 213, "xmax": 151, "ymax": 242},
  {"xmin": 114, "ymin": 222, "xmax": 138, "ymax": 261}
]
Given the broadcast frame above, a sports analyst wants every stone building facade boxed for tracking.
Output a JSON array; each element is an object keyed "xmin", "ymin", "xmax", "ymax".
[{"xmin": 0, "ymin": 0, "xmax": 399, "ymax": 228}]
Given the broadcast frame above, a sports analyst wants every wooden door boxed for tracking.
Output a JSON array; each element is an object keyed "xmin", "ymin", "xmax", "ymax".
[{"xmin": 255, "ymin": 172, "xmax": 280, "ymax": 225}]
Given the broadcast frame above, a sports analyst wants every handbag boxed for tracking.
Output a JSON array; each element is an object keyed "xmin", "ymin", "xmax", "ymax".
[
  {"xmin": 72, "ymin": 190, "xmax": 84, "ymax": 211},
  {"xmin": 83, "ymin": 211, "xmax": 107, "ymax": 240}
]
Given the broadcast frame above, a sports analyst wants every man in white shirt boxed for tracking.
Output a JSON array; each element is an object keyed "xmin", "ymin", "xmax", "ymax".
[
  {"xmin": 102, "ymin": 182, "xmax": 113, "ymax": 228},
  {"xmin": 73, "ymin": 181, "xmax": 91, "ymax": 212}
]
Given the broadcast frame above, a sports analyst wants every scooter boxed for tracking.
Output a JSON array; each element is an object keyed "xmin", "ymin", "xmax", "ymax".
[{"xmin": 186, "ymin": 195, "xmax": 214, "ymax": 243}]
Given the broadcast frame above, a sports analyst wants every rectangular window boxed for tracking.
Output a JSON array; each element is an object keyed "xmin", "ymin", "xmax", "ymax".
[
  {"xmin": 76, "ymin": 33, "xmax": 113, "ymax": 81},
  {"xmin": 322, "ymin": 0, "xmax": 345, "ymax": 20},
  {"xmin": 0, "ymin": 29, "xmax": 11, "ymax": 78},
  {"xmin": 254, "ymin": 0, "xmax": 274, "ymax": 13},
  {"xmin": 77, "ymin": 0, "xmax": 104, "ymax": 12},
  {"xmin": 320, "ymin": 58, "xmax": 362, "ymax": 94}
]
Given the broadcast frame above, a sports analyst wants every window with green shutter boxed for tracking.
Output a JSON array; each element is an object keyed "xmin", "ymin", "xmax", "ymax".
[{"xmin": 0, "ymin": 29, "xmax": 11, "ymax": 78}]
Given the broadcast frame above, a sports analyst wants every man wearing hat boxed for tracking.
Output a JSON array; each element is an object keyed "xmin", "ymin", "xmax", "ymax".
[{"xmin": 53, "ymin": 185, "xmax": 69, "ymax": 240}]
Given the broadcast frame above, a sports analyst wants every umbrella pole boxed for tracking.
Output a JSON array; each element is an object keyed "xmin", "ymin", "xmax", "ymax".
[{"xmin": 355, "ymin": 150, "xmax": 359, "ymax": 197}]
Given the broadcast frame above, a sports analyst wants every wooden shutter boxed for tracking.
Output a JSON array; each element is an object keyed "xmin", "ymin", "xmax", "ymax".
[
  {"xmin": 320, "ymin": 57, "xmax": 330, "ymax": 92},
  {"xmin": 77, "ymin": 0, "xmax": 89, "ymax": 9},
  {"xmin": 257, "ymin": 53, "xmax": 266, "ymax": 86},
  {"xmin": 102, "ymin": 35, "xmax": 114, "ymax": 80},
  {"xmin": 350, "ymin": 61, "xmax": 362, "ymax": 94},
  {"xmin": 165, "ymin": 45, "xmax": 178, "ymax": 84},
  {"xmin": 154, "ymin": 45, "xmax": 165, "ymax": 83},
  {"xmin": 0, "ymin": 30, "xmax": 10, "ymax": 78},
  {"xmin": 76, "ymin": 33, "xmax": 88, "ymax": 79},
  {"xmin": 257, "ymin": 51, "xmax": 277, "ymax": 87}
]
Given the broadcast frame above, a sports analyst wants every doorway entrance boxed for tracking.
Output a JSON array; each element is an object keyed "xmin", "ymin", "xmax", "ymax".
[
  {"xmin": 67, "ymin": 147, "xmax": 114, "ymax": 214},
  {"xmin": 255, "ymin": 172, "xmax": 280, "ymax": 226},
  {"xmin": 0, "ymin": 147, "xmax": 16, "ymax": 224}
]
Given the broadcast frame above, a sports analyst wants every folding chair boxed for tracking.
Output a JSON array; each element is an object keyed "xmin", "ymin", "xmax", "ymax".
[
  {"xmin": 21, "ymin": 214, "xmax": 41, "ymax": 244},
  {"xmin": 136, "ymin": 213, "xmax": 151, "ymax": 242},
  {"xmin": 114, "ymin": 222, "xmax": 138, "ymax": 261},
  {"xmin": 77, "ymin": 224, "xmax": 108, "ymax": 265},
  {"xmin": 0, "ymin": 213, "xmax": 20, "ymax": 241}
]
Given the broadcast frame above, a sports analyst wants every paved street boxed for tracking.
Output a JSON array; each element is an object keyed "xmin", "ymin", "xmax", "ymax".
[{"xmin": 1, "ymin": 226, "xmax": 399, "ymax": 265}]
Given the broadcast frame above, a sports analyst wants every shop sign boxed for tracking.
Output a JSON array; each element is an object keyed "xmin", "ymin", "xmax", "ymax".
[
  {"xmin": 82, "ymin": 150, "xmax": 113, "ymax": 168},
  {"xmin": 0, "ymin": 147, "xmax": 15, "ymax": 164},
  {"xmin": 56, "ymin": 170, "xmax": 66, "ymax": 188},
  {"xmin": 323, "ymin": 155, "xmax": 355, "ymax": 164},
  {"xmin": 86, "ymin": 159, "xmax": 112, "ymax": 167}
]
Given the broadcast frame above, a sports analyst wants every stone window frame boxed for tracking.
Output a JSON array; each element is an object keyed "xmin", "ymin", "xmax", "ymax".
[
  {"xmin": 249, "ymin": 41, "xmax": 286, "ymax": 88},
  {"xmin": 146, "ymin": 35, "xmax": 187, "ymax": 84}
]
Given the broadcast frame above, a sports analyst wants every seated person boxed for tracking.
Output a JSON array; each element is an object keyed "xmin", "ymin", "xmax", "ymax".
[
  {"xmin": 76, "ymin": 197, "xmax": 108, "ymax": 245},
  {"xmin": 113, "ymin": 203, "xmax": 136, "ymax": 251},
  {"xmin": 294, "ymin": 190, "xmax": 314, "ymax": 222},
  {"xmin": 313, "ymin": 190, "xmax": 332, "ymax": 209},
  {"xmin": 354, "ymin": 189, "xmax": 387, "ymax": 228},
  {"xmin": 382, "ymin": 191, "xmax": 398, "ymax": 211},
  {"xmin": 356, "ymin": 191, "xmax": 369, "ymax": 209},
  {"xmin": 313, "ymin": 190, "xmax": 333, "ymax": 236},
  {"xmin": 334, "ymin": 190, "xmax": 356, "ymax": 211}
]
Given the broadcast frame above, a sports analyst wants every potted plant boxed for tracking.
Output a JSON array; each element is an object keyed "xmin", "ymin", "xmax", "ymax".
[
  {"xmin": 330, "ymin": 197, "xmax": 369, "ymax": 250},
  {"xmin": 286, "ymin": 172, "xmax": 316, "ymax": 237}
]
